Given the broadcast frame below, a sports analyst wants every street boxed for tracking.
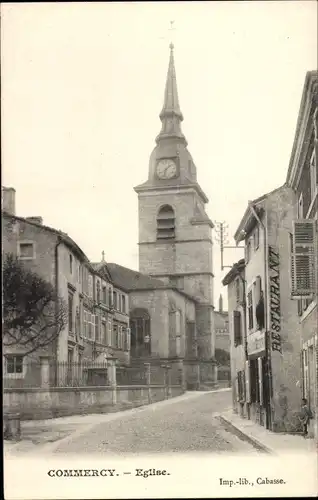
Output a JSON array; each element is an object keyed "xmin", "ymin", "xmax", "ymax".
[{"xmin": 49, "ymin": 390, "xmax": 260, "ymax": 455}]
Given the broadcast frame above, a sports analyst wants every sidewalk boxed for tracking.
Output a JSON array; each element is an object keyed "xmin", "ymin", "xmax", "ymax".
[
  {"xmin": 4, "ymin": 389, "xmax": 231, "ymax": 455},
  {"xmin": 218, "ymin": 409, "xmax": 318, "ymax": 455}
]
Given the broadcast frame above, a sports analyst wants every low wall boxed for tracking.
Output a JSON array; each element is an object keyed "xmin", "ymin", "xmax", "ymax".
[{"xmin": 3, "ymin": 384, "xmax": 184, "ymax": 420}]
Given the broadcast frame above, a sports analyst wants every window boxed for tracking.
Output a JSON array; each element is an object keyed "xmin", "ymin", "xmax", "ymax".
[
  {"xmin": 247, "ymin": 290, "xmax": 253, "ymax": 330},
  {"xmin": 88, "ymin": 275, "xmax": 93, "ymax": 298},
  {"xmin": 109, "ymin": 288, "xmax": 113, "ymax": 308},
  {"xmin": 233, "ymin": 310, "xmax": 242, "ymax": 346},
  {"xmin": 69, "ymin": 254, "xmax": 73, "ymax": 274},
  {"xmin": 79, "ymin": 299, "xmax": 83, "ymax": 338},
  {"xmin": 113, "ymin": 324, "xmax": 119, "ymax": 348},
  {"xmin": 95, "ymin": 315, "xmax": 100, "ymax": 343},
  {"xmin": 78, "ymin": 264, "xmax": 81, "ymax": 284},
  {"xmin": 157, "ymin": 205, "xmax": 175, "ymax": 240},
  {"xmin": 235, "ymin": 278, "xmax": 241, "ymax": 303},
  {"xmin": 96, "ymin": 281, "xmax": 101, "ymax": 304},
  {"xmin": 291, "ymin": 220, "xmax": 316, "ymax": 298},
  {"xmin": 297, "ymin": 193, "xmax": 304, "ymax": 218},
  {"xmin": 246, "ymin": 239, "xmax": 251, "ymax": 263},
  {"xmin": 250, "ymin": 359, "xmax": 260, "ymax": 403},
  {"xmin": 68, "ymin": 291, "xmax": 74, "ymax": 332},
  {"xmin": 113, "ymin": 291, "xmax": 118, "ymax": 310},
  {"xmin": 102, "ymin": 286, "xmax": 107, "ymax": 305},
  {"xmin": 253, "ymin": 225, "xmax": 259, "ymax": 250},
  {"xmin": 124, "ymin": 327, "xmax": 131, "ymax": 351},
  {"xmin": 18, "ymin": 241, "xmax": 35, "ymax": 260},
  {"xmin": 310, "ymin": 148, "xmax": 317, "ymax": 203},
  {"xmin": 122, "ymin": 295, "xmax": 126, "ymax": 313},
  {"xmin": 118, "ymin": 326, "xmax": 123, "ymax": 349},
  {"xmin": 102, "ymin": 320, "xmax": 107, "ymax": 344},
  {"xmin": 107, "ymin": 319, "xmax": 112, "ymax": 345},
  {"xmin": 5, "ymin": 355, "xmax": 23, "ymax": 374},
  {"xmin": 255, "ymin": 276, "xmax": 264, "ymax": 330},
  {"xmin": 83, "ymin": 310, "xmax": 88, "ymax": 337},
  {"xmin": 130, "ymin": 308, "xmax": 151, "ymax": 357},
  {"xmin": 87, "ymin": 312, "xmax": 94, "ymax": 340}
]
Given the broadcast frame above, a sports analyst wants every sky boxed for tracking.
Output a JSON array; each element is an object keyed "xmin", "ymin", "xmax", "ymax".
[{"xmin": 2, "ymin": 1, "xmax": 317, "ymax": 310}]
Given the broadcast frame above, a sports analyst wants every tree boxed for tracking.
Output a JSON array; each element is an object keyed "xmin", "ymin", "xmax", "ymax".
[{"xmin": 3, "ymin": 253, "xmax": 67, "ymax": 355}]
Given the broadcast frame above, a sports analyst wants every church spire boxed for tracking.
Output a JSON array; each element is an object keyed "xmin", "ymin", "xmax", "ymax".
[{"xmin": 156, "ymin": 44, "xmax": 187, "ymax": 145}]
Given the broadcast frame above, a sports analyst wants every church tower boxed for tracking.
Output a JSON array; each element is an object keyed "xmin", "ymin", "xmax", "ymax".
[{"xmin": 134, "ymin": 44, "xmax": 215, "ymax": 360}]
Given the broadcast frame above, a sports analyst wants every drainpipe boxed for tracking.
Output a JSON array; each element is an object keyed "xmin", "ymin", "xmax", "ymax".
[{"xmin": 248, "ymin": 202, "xmax": 272, "ymax": 429}]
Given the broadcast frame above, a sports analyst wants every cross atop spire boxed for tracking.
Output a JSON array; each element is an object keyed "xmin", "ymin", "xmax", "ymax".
[{"xmin": 101, "ymin": 250, "xmax": 105, "ymax": 262}]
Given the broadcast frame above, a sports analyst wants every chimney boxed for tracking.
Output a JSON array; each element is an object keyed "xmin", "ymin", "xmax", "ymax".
[
  {"xmin": 219, "ymin": 294, "xmax": 223, "ymax": 313},
  {"xmin": 1, "ymin": 187, "xmax": 16, "ymax": 215},
  {"xmin": 26, "ymin": 216, "xmax": 43, "ymax": 225}
]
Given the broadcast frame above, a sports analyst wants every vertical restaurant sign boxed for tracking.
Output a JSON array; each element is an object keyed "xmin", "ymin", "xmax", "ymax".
[{"xmin": 268, "ymin": 246, "xmax": 282, "ymax": 353}]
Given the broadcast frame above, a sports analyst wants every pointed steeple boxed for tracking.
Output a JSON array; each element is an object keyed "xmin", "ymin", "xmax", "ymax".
[{"xmin": 156, "ymin": 44, "xmax": 187, "ymax": 145}]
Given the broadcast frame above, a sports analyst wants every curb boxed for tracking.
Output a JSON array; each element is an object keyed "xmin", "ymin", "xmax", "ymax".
[{"xmin": 218, "ymin": 415, "xmax": 273, "ymax": 454}]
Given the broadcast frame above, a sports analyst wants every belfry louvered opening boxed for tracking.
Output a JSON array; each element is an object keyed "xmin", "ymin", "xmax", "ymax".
[{"xmin": 157, "ymin": 205, "xmax": 175, "ymax": 240}]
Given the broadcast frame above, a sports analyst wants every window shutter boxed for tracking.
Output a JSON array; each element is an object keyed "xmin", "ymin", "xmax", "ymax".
[
  {"xmin": 233, "ymin": 311, "xmax": 241, "ymax": 346},
  {"xmin": 291, "ymin": 220, "xmax": 316, "ymax": 298},
  {"xmin": 258, "ymin": 357, "xmax": 263, "ymax": 405},
  {"xmin": 245, "ymin": 360, "xmax": 251, "ymax": 403}
]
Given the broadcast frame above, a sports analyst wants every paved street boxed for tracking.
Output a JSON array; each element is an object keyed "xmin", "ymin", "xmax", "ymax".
[{"xmin": 47, "ymin": 390, "xmax": 260, "ymax": 455}]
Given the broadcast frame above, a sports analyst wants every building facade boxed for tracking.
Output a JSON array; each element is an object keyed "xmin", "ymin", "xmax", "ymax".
[
  {"xmin": 134, "ymin": 44, "xmax": 216, "ymax": 384},
  {"xmin": 2, "ymin": 188, "xmax": 130, "ymax": 387},
  {"xmin": 285, "ymin": 70, "xmax": 318, "ymax": 438},
  {"xmin": 222, "ymin": 260, "xmax": 246, "ymax": 412},
  {"xmin": 222, "ymin": 70, "xmax": 317, "ymax": 437},
  {"xmin": 224, "ymin": 186, "xmax": 302, "ymax": 432}
]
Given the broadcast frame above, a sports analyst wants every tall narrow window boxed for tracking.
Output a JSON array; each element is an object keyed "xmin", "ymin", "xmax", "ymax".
[
  {"xmin": 96, "ymin": 281, "xmax": 101, "ymax": 304},
  {"xmin": 68, "ymin": 291, "xmax": 74, "ymax": 332},
  {"xmin": 297, "ymin": 193, "xmax": 303, "ymax": 218},
  {"xmin": 122, "ymin": 295, "xmax": 126, "ymax": 313},
  {"xmin": 69, "ymin": 254, "xmax": 73, "ymax": 274},
  {"xmin": 102, "ymin": 286, "xmax": 107, "ymax": 305},
  {"xmin": 113, "ymin": 291, "xmax": 118, "ymax": 310},
  {"xmin": 157, "ymin": 205, "xmax": 175, "ymax": 240},
  {"xmin": 130, "ymin": 308, "xmax": 151, "ymax": 357},
  {"xmin": 247, "ymin": 290, "xmax": 253, "ymax": 331},
  {"xmin": 95, "ymin": 315, "xmax": 100, "ymax": 343}
]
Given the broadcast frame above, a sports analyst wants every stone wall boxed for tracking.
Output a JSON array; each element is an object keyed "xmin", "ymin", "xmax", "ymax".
[{"xmin": 3, "ymin": 384, "xmax": 184, "ymax": 420}]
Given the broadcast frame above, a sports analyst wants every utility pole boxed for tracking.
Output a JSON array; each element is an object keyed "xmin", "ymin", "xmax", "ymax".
[{"xmin": 214, "ymin": 221, "xmax": 244, "ymax": 271}]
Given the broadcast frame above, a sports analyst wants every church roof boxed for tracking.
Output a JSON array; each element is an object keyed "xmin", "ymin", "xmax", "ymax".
[
  {"xmin": 107, "ymin": 263, "xmax": 198, "ymax": 303},
  {"xmin": 106, "ymin": 263, "xmax": 167, "ymax": 292}
]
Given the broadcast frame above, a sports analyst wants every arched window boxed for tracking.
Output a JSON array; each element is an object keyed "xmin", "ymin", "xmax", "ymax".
[
  {"xmin": 130, "ymin": 308, "xmax": 151, "ymax": 357},
  {"xmin": 157, "ymin": 205, "xmax": 175, "ymax": 240}
]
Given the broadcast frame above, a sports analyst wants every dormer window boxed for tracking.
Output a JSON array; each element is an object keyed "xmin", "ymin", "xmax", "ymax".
[{"xmin": 157, "ymin": 205, "xmax": 175, "ymax": 240}]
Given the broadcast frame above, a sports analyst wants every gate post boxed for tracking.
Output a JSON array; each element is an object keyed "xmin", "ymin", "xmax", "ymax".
[
  {"xmin": 144, "ymin": 362, "xmax": 151, "ymax": 404},
  {"xmin": 167, "ymin": 365, "xmax": 172, "ymax": 399}
]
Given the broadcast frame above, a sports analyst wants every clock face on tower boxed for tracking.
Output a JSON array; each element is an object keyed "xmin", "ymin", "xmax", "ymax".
[{"xmin": 156, "ymin": 159, "xmax": 178, "ymax": 179}]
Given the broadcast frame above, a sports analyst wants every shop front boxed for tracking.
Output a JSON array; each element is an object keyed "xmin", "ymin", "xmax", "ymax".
[{"xmin": 246, "ymin": 330, "xmax": 271, "ymax": 429}]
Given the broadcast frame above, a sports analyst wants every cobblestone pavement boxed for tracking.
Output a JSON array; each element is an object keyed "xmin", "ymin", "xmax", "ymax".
[{"xmin": 49, "ymin": 390, "xmax": 259, "ymax": 455}]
